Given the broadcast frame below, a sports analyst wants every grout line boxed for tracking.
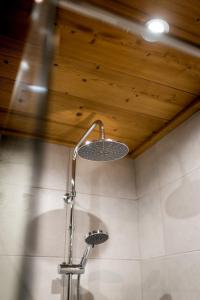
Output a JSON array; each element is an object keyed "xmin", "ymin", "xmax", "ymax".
[
  {"xmin": 75, "ymin": 191, "xmax": 138, "ymax": 202},
  {"xmin": 0, "ymin": 254, "xmax": 64, "ymax": 258},
  {"xmin": 157, "ymin": 187, "xmax": 167, "ymax": 262},
  {"xmin": 140, "ymin": 258, "xmax": 144, "ymax": 300},
  {"xmin": 136, "ymin": 200, "xmax": 144, "ymax": 300},
  {"xmin": 155, "ymin": 144, "xmax": 168, "ymax": 260},
  {"xmin": 2, "ymin": 244, "xmax": 200, "ymax": 261},
  {"xmin": 133, "ymin": 159, "xmax": 139, "ymax": 200},
  {"xmin": 141, "ymin": 248, "xmax": 200, "ymax": 262},
  {"xmin": 136, "ymin": 197, "xmax": 142, "ymax": 259},
  {"xmin": 0, "ymin": 254, "xmax": 141, "ymax": 262},
  {"xmin": 72, "ymin": 257, "xmax": 141, "ymax": 262},
  {"xmin": 31, "ymin": 186, "xmax": 66, "ymax": 192},
  {"xmin": 135, "ymin": 162, "xmax": 200, "ymax": 200},
  {"xmin": 0, "ymin": 180, "xmax": 67, "ymax": 193}
]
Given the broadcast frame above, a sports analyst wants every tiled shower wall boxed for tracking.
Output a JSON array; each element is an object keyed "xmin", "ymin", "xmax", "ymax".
[
  {"xmin": 135, "ymin": 112, "xmax": 200, "ymax": 300},
  {"xmin": 2, "ymin": 111, "xmax": 199, "ymax": 300},
  {"xmin": 0, "ymin": 136, "xmax": 141, "ymax": 300}
]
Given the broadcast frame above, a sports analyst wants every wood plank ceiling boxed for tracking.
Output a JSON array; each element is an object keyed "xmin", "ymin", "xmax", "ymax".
[{"xmin": 0, "ymin": 0, "xmax": 200, "ymax": 157}]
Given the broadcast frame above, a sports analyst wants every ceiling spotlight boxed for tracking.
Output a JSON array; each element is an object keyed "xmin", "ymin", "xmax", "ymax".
[
  {"xmin": 146, "ymin": 19, "xmax": 169, "ymax": 34},
  {"xmin": 142, "ymin": 18, "xmax": 169, "ymax": 42}
]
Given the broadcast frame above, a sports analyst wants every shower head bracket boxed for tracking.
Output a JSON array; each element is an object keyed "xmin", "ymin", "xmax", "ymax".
[
  {"xmin": 63, "ymin": 191, "xmax": 76, "ymax": 204},
  {"xmin": 58, "ymin": 262, "xmax": 85, "ymax": 275}
]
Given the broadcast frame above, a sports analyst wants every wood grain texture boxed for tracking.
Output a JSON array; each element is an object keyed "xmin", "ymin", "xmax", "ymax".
[
  {"xmin": 132, "ymin": 97, "xmax": 200, "ymax": 157},
  {"xmin": 0, "ymin": 0, "xmax": 200, "ymax": 157}
]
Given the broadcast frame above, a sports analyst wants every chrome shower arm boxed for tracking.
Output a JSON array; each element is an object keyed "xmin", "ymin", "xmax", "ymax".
[
  {"xmin": 65, "ymin": 120, "xmax": 105, "ymax": 199},
  {"xmin": 73, "ymin": 120, "xmax": 105, "ymax": 160}
]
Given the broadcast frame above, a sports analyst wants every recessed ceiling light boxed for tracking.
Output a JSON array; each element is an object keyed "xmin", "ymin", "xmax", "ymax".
[
  {"xmin": 142, "ymin": 18, "xmax": 169, "ymax": 42},
  {"xmin": 146, "ymin": 19, "xmax": 169, "ymax": 34}
]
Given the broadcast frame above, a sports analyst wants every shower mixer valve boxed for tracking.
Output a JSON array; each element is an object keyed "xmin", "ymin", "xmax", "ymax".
[{"xmin": 58, "ymin": 230, "xmax": 109, "ymax": 275}]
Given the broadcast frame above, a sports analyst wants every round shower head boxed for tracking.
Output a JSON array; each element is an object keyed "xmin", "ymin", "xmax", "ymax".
[
  {"xmin": 77, "ymin": 139, "xmax": 129, "ymax": 161},
  {"xmin": 85, "ymin": 230, "xmax": 109, "ymax": 245}
]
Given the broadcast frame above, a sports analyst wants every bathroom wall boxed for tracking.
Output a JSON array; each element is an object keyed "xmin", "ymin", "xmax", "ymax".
[
  {"xmin": 2, "ymin": 111, "xmax": 200, "ymax": 300},
  {"xmin": 72, "ymin": 153, "xmax": 141, "ymax": 300},
  {"xmin": 0, "ymin": 137, "xmax": 69, "ymax": 300},
  {"xmin": 0, "ymin": 135, "xmax": 141, "ymax": 300},
  {"xmin": 135, "ymin": 112, "xmax": 200, "ymax": 300}
]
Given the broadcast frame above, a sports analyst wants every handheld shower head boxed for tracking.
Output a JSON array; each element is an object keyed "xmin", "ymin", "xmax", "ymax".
[
  {"xmin": 80, "ymin": 230, "xmax": 109, "ymax": 268},
  {"xmin": 85, "ymin": 230, "xmax": 109, "ymax": 246},
  {"xmin": 77, "ymin": 139, "xmax": 129, "ymax": 161}
]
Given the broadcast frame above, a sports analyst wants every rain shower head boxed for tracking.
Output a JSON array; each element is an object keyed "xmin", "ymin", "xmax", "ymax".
[
  {"xmin": 77, "ymin": 139, "xmax": 129, "ymax": 161},
  {"xmin": 85, "ymin": 230, "xmax": 109, "ymax": 245}
]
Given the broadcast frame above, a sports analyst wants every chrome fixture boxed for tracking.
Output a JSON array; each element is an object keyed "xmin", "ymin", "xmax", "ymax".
[
  {"xmin": 85, "ymin": 230, "xmax": 109, "ymax": 245},
  {"xmin": 146, "ymin": 19, "xmax": 169, "ymax": 34},
  {"xmin": 77, "ymin": 139, "xmax": 129, "ymax": 161},
  {"xmin": 58, "ymin": 120, "xmax": 129, "ymax": 300},
  {"xmin": 81, "ymin": 230, "xmax": 109, "ymax": 268},
  {"xmin": 74, "ymin": 120, "xmax": 129, "ymax": 162},
  {"xmin": 142, "ymin": 18, "xmax": 170, "ymax": 42}
]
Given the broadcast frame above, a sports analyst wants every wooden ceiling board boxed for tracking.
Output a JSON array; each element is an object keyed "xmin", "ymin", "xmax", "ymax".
[
  {"xmin": 84, "ymin": 0, "xmax": 200, "ymax": 45},
  {"xmin": 0, "ymin": 109, "xmax": 138, "ymax": 150},
  {"xmin": 0, "ymin": 0, "xmax": 200, "ymax": 157},
  {"xmin": 0, "ymin": 78, "xmax": 165, "ymax": 142},
  {"xmin": 56, "ymin": 20, "xmax": 200, "ymax": 93}
]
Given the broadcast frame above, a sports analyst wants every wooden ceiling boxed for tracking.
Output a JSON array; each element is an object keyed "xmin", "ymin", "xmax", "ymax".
[{"xmin": 0, "ymin": 0, "xmax": 200, "ymax": 157}]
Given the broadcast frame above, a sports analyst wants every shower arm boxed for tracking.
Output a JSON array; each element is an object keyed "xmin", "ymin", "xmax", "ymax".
[
  {"xmin": 63, "ymin": 120, "xmax": 105, "ymax": 203},
  {"xmin": 67, "ymin": 120, "xmax": 105, "ymax": 200},
  {"xmin": 73, "ymin": 120, "xmax": 105, "ymax": 160},
  {"xmin": 72, "ymin": 119, "xmax": 105, "ymax": 190}
]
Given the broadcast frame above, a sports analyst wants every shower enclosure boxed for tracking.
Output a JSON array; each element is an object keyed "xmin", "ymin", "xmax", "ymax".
[{"xmin": 58, "ymin": 120, "xmax": 129, "ymax": 299}]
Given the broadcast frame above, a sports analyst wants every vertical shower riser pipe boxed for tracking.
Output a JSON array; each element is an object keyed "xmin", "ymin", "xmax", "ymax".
[{"xmin": 66, "ymin": 120, "xmax": 105, "ymax": 300}]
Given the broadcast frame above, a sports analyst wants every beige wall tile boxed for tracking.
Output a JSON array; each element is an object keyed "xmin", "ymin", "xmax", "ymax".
[
  {"xmin": 70, "ymin": 193, "xmax": 139, "ymax": 260},
  {"xmin": 76, "ymin": 157, "xmax": 136, "ymax": 200},
  {"xmin": 0, "ymin": 183, "xmax": 66, "ymax": 257},
  {"xmin": 138, "ymin": 190, "xmax": 165, "ymax": 259},
  {"xmin": 160, "ymin": 168, "xmax": 200, "ymax": 254},
  {"xmin": 135, "ymin": 147, "xmax": 159, "ymax": 197}
]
